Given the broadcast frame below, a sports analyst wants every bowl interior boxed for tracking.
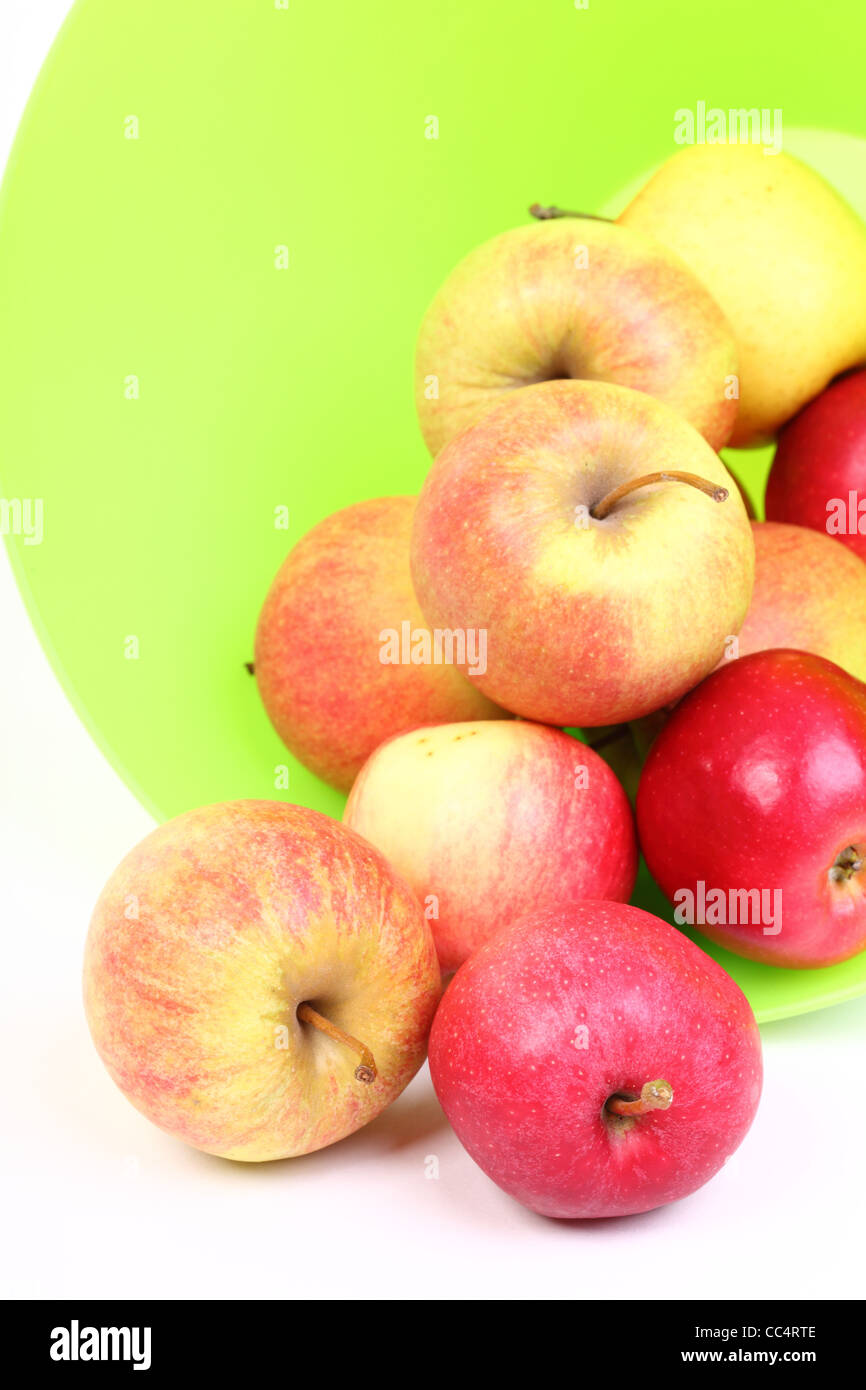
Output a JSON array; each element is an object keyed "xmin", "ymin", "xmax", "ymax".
[{"xmin": 2, "ymin": 0, "xmax": 866, "ymax": 1021}]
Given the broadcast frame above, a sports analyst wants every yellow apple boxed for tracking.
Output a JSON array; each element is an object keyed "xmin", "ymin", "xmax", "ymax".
[{"xmin": 619, "ymin": 145, "xmax": 866, "ymax": 446}]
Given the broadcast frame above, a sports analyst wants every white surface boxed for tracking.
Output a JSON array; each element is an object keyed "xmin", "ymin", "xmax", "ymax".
[{"xmin": 1, "ymin": 3, "xmax": 865, "ymax": 1302}]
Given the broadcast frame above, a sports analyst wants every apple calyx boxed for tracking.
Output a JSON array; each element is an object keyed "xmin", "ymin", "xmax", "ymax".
[
  {"xmin": 528, "ymin": 203, "xmax": 613, "ymax": 223},
  {"xmin": 606, "ymin": 1079, "xmax": 674, "ymax": 1118},
  {"xmin": 829, "ymin": 844, "xmax": 865, "ymax": 886},
  {"xmin": 590, "ymin": 471, "xmax": 729, "ymax": 522},
  {"xmin": 297, "ymin": 1002, "xmax": 378, "ymax": 1084}
]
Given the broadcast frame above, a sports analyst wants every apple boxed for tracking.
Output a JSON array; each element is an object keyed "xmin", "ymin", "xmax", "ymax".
[
  {"xmin": 637, "ymin": 650, "xmax": 866, "ymax": 968},
  {"xmin": 411, "ymin": 378, "xmax": 754, "ymax": 727},
  {"xmin": 765, "ymin": 368, "xmax": 866, "ymax": 564},
  {"xmin": 619, "ymin": 145, "xmax": 866, "ymax": 446},
  {"xmin": 429, "ymin": 900, "xmax": 762, "ymax": 1219},
  {"xmin": 415, "ymin": 214, "xmax": 738, "ymax": 456},
  {"xmin": 254, "ymin": 495, "xmax": 502, "ymax": 791},
  {"xmin": 723, "ymin": 521, "xmax": 866, "ymax": 683},
  {"xmin": 83, "ymin": 800, "xmax": 441, "ymax": 1160},
  {"xmin": 343, "ymin": 720, "xmax": 637, "ymax": 971}
]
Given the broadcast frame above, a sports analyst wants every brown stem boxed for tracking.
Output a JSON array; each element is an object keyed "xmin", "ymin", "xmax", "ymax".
[
  {"xmin": 529, "ymin": 203, "xmax": 614, "ymax": 222},
  {"xmin": 244, "ymin": 661, "xmax": 255, "ymax": 675},
  {"xmin": 590, "ymin": 471, "xmax": 729, "ymax": 521},
  {"xmin": 297, "ymin": 1003, "xmax": 377, "ymax": 1084},
  {"xmin": 829, "ymin": 844, "xmax": 865, "ymax": 884},
  {"xmin": 606, "ymin": 1080, "xmax": 673, "ymax": 1117}
]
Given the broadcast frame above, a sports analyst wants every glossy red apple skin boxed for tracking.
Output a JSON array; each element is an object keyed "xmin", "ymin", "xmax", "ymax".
[
  {"xmin": 429, "ymin": 901, "xmax": 762, "ymax": 1219},
  {"xmin": 765, "ymin": 369, "xmax": 866, "ymax": 564},
  {"xmin": 344, "ymin": 720, "xmax": 637, "ymax": 971},
  {"xmin": 637, "ymin": 650, "xmax": 866, "ymax": 968}
]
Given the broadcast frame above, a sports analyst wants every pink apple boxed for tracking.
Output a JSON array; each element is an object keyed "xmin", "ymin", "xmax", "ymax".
[
  {"xmin": 83, "ymin": 801, "xmax": 441, "ymax": 1160},
  {"xmin": 723, "ymin": 521, "xmax": 866, "ymax": 683},
  {"xmin": 429, "ymin": 900, "xmax": 762, "ymax": 1219},
  {"xmin": 415, "ymin": 215, "xmax": 738, "ymax": 455},
  {"xmin": 765, "ymin": 368, "xmax": 866, "ymax": 563},
  {"xmin": 637, "ymin": 650, "xmax": 866, "ymax": 968},
  {"xmin": 344, "ymin": 720, "xmax": 637, "ymax": 971},
  {"xmin": 411, "ymin": 378, "xmax": 754, "ymax": 727},
  {"xmin": 254, "ymin": 495, "xmax": 502, "ymax": 790}
]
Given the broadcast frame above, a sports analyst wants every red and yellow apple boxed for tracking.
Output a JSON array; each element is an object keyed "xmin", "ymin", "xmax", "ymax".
[
  {"xmin": 254, "ymin": 495, "xmax": 502, "ymax": 791},
  {"xmin": 415, "ymin": 215, "xmax": 738, "ymax": 455},
  {"xmin": 344, "ymin": 720, "xmax": 637, "ymax": 971},
  {"xmin": 411, "ymin": 379, "xmax": 754, "ymax": 727},
  {"xmin": 83, "ymin": 801, "xmax": 441, "ymax": 1160},
  {"xmin": 723, "ymin": 521, "xmax": 866, "ymax": 683}
]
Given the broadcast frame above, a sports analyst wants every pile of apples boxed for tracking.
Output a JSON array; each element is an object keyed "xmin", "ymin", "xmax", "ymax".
[{"xmin": 84, "ymin": 144, "xmax": 866, "ymax": 1220}]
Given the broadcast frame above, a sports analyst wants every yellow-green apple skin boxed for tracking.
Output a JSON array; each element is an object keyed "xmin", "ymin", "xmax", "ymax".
[
  {"xmin": 723, "ymin": 521, "xmax": 866, "ymax": 683},
  {"xmin": 83, "ymin": 801, "xmax": 441, "ymax": 1161},
  {"xmin": 619, "ymin": 145, "xmax": 866, "ymax": 447},
  {"xmin": 415, "ymin": 217, "xmax": 738, "ymax": 455},
  {"xmin": 344, "ymin": 720, "xmax": 638, "ymax": 971},
  {"xmin": 254, "ymin": 496, "xmax": 502, "ymax": 791},
  {"xmin": 410, "ymin": 379, "xmax": 755, "ymax": 727}
]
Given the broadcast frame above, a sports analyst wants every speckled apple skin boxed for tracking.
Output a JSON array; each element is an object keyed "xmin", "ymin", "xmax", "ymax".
[
  {"xmin": 344, "ymin": 720, "xmax": 637, "ymax": 971},
  {"xmin": 766, "ymin": 369, "xmax": 866, "ymax": 565},
  {"xmin": 428, "ymin": 901, "xmax": 762, "ymax": 1219},
  {"xmin": 726, "ymin": 522, "xmax": 866, "ymax": 683},
  {"xmin": 415, "ymin": 217, "xmax": 738, "ymax": 455},
  {"xmin": 411, "ymin": 379, "xmax": 754, "ymax": 727},
  {"xmin": 254, "ymin": 496, "xmax": 502, "ymax": 791},
  {"xmin": 83, "ymin": 801, "xmax": 441, "ymax": 1160},
  {"xmin": 637, "ymin": 651, "xmax": 866, "ymax": 967}
]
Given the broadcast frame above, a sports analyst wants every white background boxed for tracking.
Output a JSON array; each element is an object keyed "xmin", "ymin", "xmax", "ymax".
[{"xmin": 1, "ymin": 1, "xmax": 864, "ymax": 1302}]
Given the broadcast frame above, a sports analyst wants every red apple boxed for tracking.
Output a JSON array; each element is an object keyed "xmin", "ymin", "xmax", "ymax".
[
  {"xmin": 344, "ymin": 720, "xmax": 637, "ymax": 970},
  {"xmin": 411, "ymin": 378, "xmax": 754, "ymax": 727},
  {"xmin": 723, "ymin": 521, "xmax": 866, "ymax": 682},
  {"xmin": 765, "ymin": 368, "xmax": 866, "ymax": 563},
  {"xmin": 254, "ymin": 496, "xmax": 502, "ymax": 790},
  {"xmin": 637, "ymin": 650, "xmax": 866, "ymax": 968},
  {"xmin": 429, "ymin": 900, "xmax": 762, "ymax": 1219},
  {"xmin": 83, "ymin": 801, "xmax": 441, "ymax": 1160},
  {"xmin": 415, "ymin": 215, "xmax": 738, "ymax": 454}
]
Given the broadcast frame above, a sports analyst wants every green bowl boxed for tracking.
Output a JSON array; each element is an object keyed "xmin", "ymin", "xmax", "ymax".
[{"xmin": 2, "ymin": 0, "xmax": 866, "ymax": 1022}]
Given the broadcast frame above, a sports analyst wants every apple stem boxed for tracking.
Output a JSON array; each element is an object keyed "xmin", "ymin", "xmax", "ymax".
[
  {"xmin": 590, "ymin": 471, "xmax": 729, "ymax": 521},
  {"xmin": 529, "ymin": 203, "xmax": 614, "ymax": 223},
  {"xmin": 829, "ymin": 845, "xmax": 865, "ymax": 883},
  {"xmin": 297, "ymin": 1003, "xmax": 377, "ymax": 1084},
  {"xmin": 606, "ymin": 1080, "xmax": 674, "ymax": 1117}
]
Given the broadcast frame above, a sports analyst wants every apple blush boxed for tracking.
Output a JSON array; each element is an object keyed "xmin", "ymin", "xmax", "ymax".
[
  {"xmin": 83, "ymin": 801, "xmax": 441, "ymax": 1160},
  {"xmin": 429, "ymin": 900, "xmax": 762, "ymax": 1219}
]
